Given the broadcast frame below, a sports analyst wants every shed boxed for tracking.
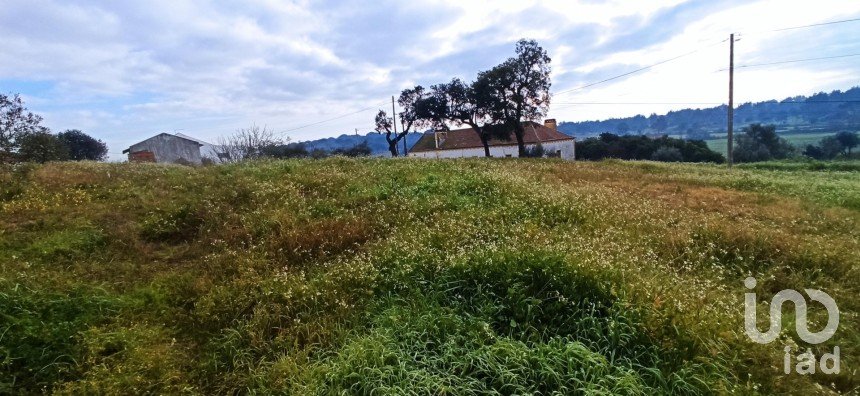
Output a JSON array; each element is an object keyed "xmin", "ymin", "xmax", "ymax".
[{"xmin": 122, "ymin": 133, "xmax": 204, "ymax": 164}]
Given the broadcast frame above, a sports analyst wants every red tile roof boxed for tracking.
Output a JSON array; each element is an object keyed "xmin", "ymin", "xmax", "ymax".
[{"xmin": 410, "ymin": 122, "xmax": 573, "ymax": 153}]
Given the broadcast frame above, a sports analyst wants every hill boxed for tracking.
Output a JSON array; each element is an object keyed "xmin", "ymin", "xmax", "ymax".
[
  {"xmin": 559, "ymin": 86, "xmax": 860, "ymax": 139},
  {"xmin": 299, "ymin": 132, "xmax": 425, "ymax": 156},
  {"xmin": 1, "ymin": 159, "xmax": 858, "ymax": 394}
]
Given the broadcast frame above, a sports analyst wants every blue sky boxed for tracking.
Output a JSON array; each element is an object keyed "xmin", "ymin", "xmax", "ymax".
[{"xmin": 2, "ymin": 0, "xmax": 859, "ymax": 160}]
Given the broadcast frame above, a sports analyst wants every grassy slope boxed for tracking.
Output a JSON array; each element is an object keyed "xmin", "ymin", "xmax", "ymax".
[{"xmin": 1, "ymin": 159, "xmax": 858, "ymax": 394}]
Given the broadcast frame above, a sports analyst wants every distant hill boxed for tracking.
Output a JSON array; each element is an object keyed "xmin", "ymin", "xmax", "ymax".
[
  {"xmin": 300, "ymin": 87, "xmax": 859, "ymax": 153},
  {"xmin": 299, "ymin": 132, "xmax": 426, "ymax": 156},
  {"xmin": 558, "ymin": 86, "xmax": 860, "ymax": 139}
]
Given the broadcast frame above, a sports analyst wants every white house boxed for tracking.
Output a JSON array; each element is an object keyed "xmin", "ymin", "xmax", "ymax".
[{"xmin": 408, "ymin": 120, "xmax": 575, "ymax": 160}]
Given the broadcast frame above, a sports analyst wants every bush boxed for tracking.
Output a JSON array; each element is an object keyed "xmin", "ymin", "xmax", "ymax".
[
  {"xmin": 522, "ymin": 143, "xmax": 546, "ymax": 158},
  {"xmin": 733, "ymin": 123, "xmax": 794, "ymax": 162},
  {"xmin": 140, "ymin": 205, "xmax": 204, "ymax": 242},
  {"xmin": 17, "ymin": 132, "xmax": 69, "ymax": 163},
  {"xmin": 56, "ymin": 130, "xmax": 108, "ymax": 161},
  {"xmin": 575, "ymin": 133, "xmax": 723, "ymax": 163},
  {"xmin": 651, "ymin": 146, "xmax": 683, "ymax": 162},
  {"xmin": 332, "ymin": 141, "xmax": 372, "ymax": 157}
]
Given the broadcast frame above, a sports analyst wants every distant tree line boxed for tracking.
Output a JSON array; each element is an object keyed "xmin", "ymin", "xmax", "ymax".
[
  {"xmin": 802, "ymin": 131, "xmax": 859, "ymax": 160},
  {"xmin": 216, "ymin": 124, "xmax": 373, "ymax": 162},
  {"xmin": 559, "ymin": 87, "xmax": 860, "ymax": 138},
  {"xmin": 730, "ymin": 123, "xmax": 857, "ymax": 162},
  {"xmin": 576, "ymin": 133, "xmax": 724, "ymax": 163},
  {"xmin": 1, "ymin": 94, "xmax": 107, "ymax": 163}
]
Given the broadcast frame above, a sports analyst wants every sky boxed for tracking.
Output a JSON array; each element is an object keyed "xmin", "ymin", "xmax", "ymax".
[{"xmin": 2, "ymin": 0, "xmax": 860, "ymax": 160}]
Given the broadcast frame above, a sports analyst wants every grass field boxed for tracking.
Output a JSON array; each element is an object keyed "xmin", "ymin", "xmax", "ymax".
[
  {"xmin": 1, "ymin": 159, "xmax": 858, "ymax": 394},
  {"xmin": 705, "ymin": 132, "xmax": 837, "ymax": 155}
]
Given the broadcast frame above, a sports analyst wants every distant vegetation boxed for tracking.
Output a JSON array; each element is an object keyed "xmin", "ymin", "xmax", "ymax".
[
  {"xmin": 1, "ymin": 159, "xmax": 857, "ymax": 393},
  {"xmin": 559, "ymin": 87, "xmax": 860, "ymax": 139},
  {"xmin": 375, "ymin": 39, "xmax": 553, "ymax": 157},
  {"xmin": 0, "ymin": 94, "xmax": 107, "ymax": 163},
  {"xmin": 297, "ymin": 132, "xmax": 424, "ymax": 157},
  {"xmin": 576, "ymin": 133, "xmax": 724, "ymax": 162}
]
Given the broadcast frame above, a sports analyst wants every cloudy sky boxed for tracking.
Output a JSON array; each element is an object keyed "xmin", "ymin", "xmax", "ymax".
[{"xmin": 2, "ymin": 0, "xmax": 859, "ymax": 159}]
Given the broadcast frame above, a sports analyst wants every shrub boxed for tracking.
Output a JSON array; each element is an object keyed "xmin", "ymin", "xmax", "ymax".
[
  {"xmin": 651, "ymin": 146, "xmax": 683, "ymax": 162},
  {"xmin": 139, "ymin": 205, "xmax": 204, "ymax": 242},
  {"xmin": 522, "ymin": 143, "xmax": 545, "ymax": 158},
  {"xmin": 576, "ymin": 133, "xmax": 723, "ymax": 162}
]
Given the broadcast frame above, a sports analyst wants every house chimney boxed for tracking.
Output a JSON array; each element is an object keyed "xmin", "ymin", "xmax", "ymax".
[{"xmin": 544, "ymin": 119, "xmax": 557, "ymax": 131}]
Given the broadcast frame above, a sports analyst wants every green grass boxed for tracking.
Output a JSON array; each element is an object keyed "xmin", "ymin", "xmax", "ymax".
[
  {"xmin": 705, "ymin": 132, "xmax": 839, "ymax": 155},
  {"xmin": 1, "ymin": 159, "xmax": 858, "ymax": 394}
]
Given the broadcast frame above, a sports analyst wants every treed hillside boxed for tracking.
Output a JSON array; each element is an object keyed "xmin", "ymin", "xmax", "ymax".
[
  {"xmin": 299, "ymin": 132, "xmax": 425, "ymax": 156},
  {"xmin": 297, "ymin": 88, "xmax": 859, "ymax": 154},
  {"xmin": 1, "ymin": 159, "xmax": 858, "ymax": 394},
  {"xmin": 559, "ymin": 87, "xmax": 860, "ymax": 138}
]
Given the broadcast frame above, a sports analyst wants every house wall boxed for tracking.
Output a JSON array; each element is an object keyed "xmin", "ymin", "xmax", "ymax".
[
  {"xmin": 127, "ymin": 135, "xmax": 202, "ymax": 164},
  {"xmin": 409, "ymin": 139, "xmax": 575, "ymax": 160}
]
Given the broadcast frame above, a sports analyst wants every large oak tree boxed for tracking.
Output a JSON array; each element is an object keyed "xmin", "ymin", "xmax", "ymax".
[{"xmin": 485, "ymin": 39, "xmax": 552, "ymax": 156}]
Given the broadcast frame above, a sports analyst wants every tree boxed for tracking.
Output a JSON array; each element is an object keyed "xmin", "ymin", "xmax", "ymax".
[
  {"xmin": 803, "ymin": 144, "xmax": 826, "ymax": 160},
  {"xmin": 375, "ymin": 86, "xmax": 428, "ymax": 157},
  {"xmin": 834, "ymin": 131, "xmax": 858, "ymax": 155},
  {"xmin": 651, "ymin": 146, "xmax": 683, "ymax": 162},
  {"xmin": 819, "ymin": 136, "xmax": 846, "ymax": 159},
  {"xmin": 574, "ymin": 133, "xmax": 723, "ymax": 163},
  {"xmin": 17, "ymin": 132, "xmax": 69, "ymax": 163},
  {"xmin": 261, "ymin": 142, "xmax": 309, "ymax": 159},
  {"xmin": 217, "ymin": 124, "xmax": 281, "ymax": 162},
  {"xmin": 486, "ymin": 39, "xmax": 552, "ymax": 156},
  {"xmin": 1, "ymin": 93, "xmax": 50, "ymax": 155},
  {"xmin": 733, "ymin": 123, "xmax": 793, "ymax": 162},
  {"xmin": 419, "ymin": 78, "xmax": 507, "ymax": 157},
  {"xmin": 56, "ymin": 129, "xmax": 108, "ymax": 161},
  {"xmin": 650, "ymin": 116, "xmax": 668, "ymax": 133},
  {"xmin": 332, "ymin": 141, "xmax": 372, "ymax": 157}
]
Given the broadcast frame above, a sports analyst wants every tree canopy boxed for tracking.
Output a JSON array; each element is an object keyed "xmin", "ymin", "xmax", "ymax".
[
  {"xmin": 733, "ymin": 124, "xmax": 794, "ymax": 163},
  {"xmin": 1, "ymin": 93, "xmax": 50, "ymax": 156},
  {"xmin": 57, "ymin": 129, "xmax": 108, "ymax": 161},
  {"xmin": 487, "ymin": 40, "xmax": 552, "ymax": 156},
  {"xmin": 576, "ymin": 133, "xmax": 724, "ymax": 163},
  {"xmin": 390, "ymin": 39, "xmax": 552, "ymax": 158},
  {"xmin": 375, "ymin": 86, "xmax": 430, "ymax": 157}
]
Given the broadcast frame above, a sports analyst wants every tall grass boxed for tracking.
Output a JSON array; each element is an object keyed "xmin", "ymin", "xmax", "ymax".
[{"xmin": 0, "ymin": 159, "xmax": 857, "ymax": 394}]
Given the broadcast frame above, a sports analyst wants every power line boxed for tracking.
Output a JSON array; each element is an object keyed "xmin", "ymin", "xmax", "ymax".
[
  {"xmin": 552, "ymin": 100, "xmax": 860, "ymax": 111},
  {"xmin": 553, "ymin": 38, "xmax": 728, "ymax": 96},
  {"xmin": 715, "ymin": 53, "xmax": 860, "ymax": 71},
  {"xmin": 769, "ymin": 17, "xmax": 860, "ymax": 33},
  {"xmin": 278, "ymin": 100, "xmax": 388, "ymax": 135}
]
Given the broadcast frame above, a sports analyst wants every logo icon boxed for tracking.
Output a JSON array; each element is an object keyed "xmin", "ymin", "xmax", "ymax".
[
  {"xmin": 744, "ymin": 277, "xmax": 841, "ymax": 375},
  {"xmin": 743, "ymin": 277, "xmax": 839, "ymax": 344}
]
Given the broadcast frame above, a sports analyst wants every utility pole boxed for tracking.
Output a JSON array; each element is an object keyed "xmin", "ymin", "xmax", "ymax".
[
  {"xmin": 391, "ymin": 96, "xmax": 399, "ymax": 157},
  {"xmin": 727, "ymin": 33, "xmax": 735, "ymax": 168}
]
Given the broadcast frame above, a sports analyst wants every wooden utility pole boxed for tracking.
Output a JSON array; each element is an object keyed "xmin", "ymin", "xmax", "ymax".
[
  {"xmin": 727, "ymin": 33, "xmax": 735, "ymax": 168},
  {"xmin": 391, "ymin": 96, "xmax": 398, "ymax": 156}
]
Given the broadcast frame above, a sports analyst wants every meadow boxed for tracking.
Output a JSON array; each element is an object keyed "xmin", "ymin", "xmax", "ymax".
[
  {"xmin": 1, "ymin": 158, "xmax": 858, "ymax": 394},
  {"xmin": 705, "ymin": 132, "xmax": 838, "ymax": 155}
]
